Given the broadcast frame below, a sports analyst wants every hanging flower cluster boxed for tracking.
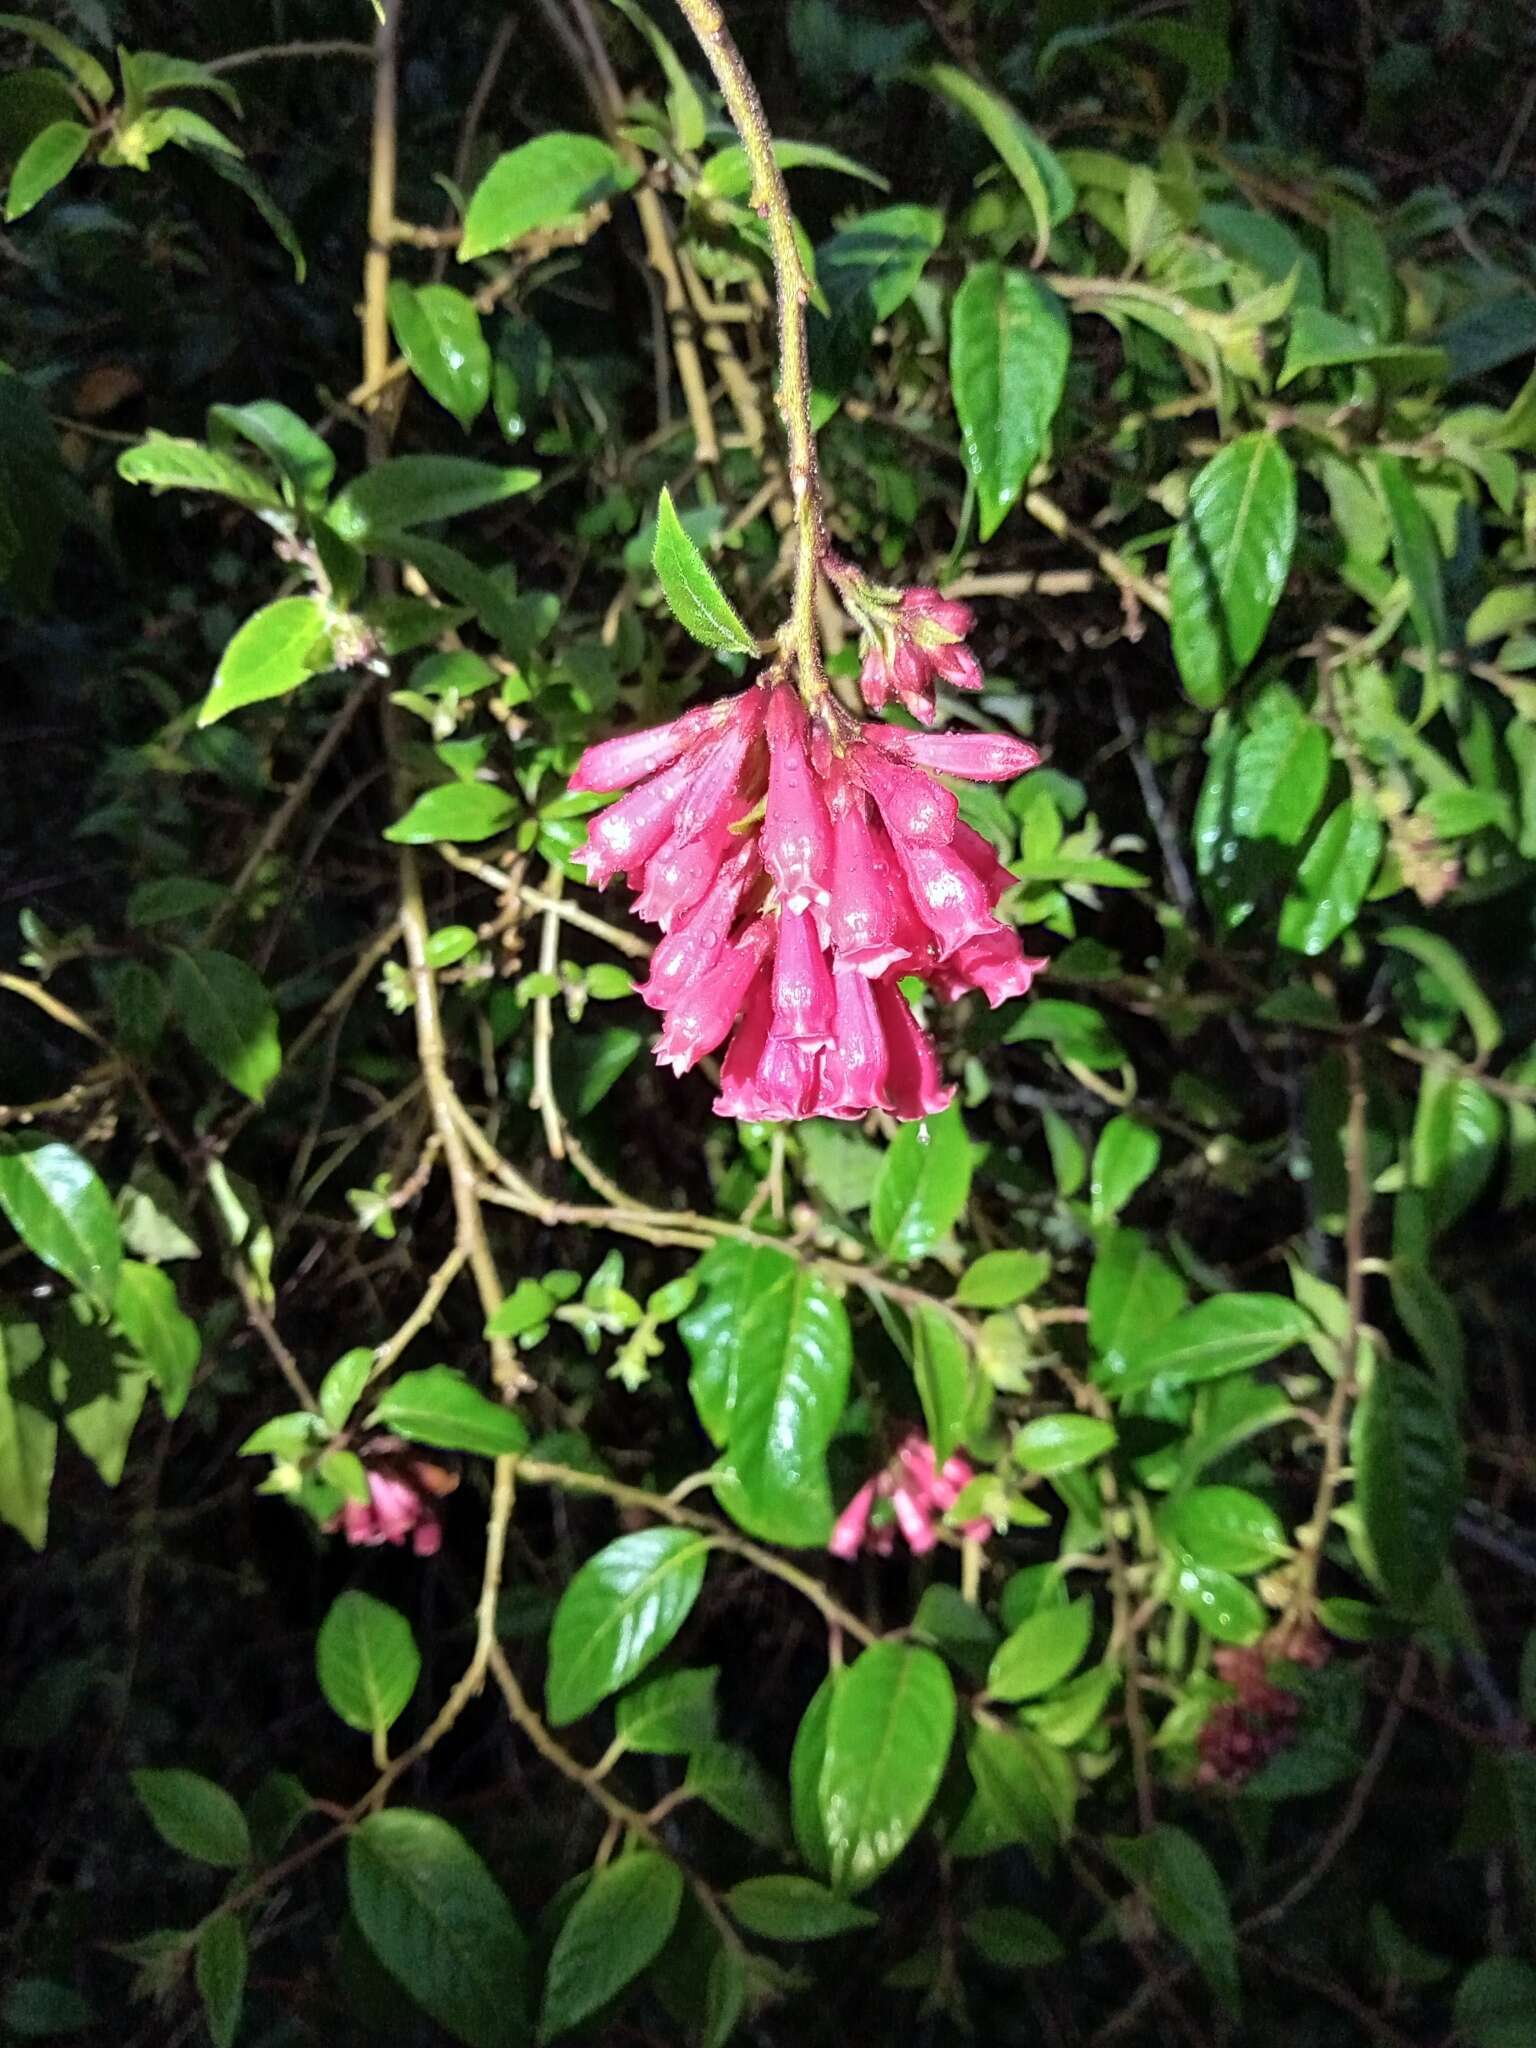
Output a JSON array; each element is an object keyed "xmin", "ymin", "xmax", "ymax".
[
  {"xmin": 325, "ymin": 1439, "xmax": 457, "ymax": 1557},
  {"xmin": 569, "ymin": 655, "xmax": 1043, "ymax": 1121},
  {"xmin": 824, "ymin": 557, "xmax": 984, "ymax": 723},
  {"xmin": 828, "ymin": 1433, "xmax": 990, "ymax": 1559}
]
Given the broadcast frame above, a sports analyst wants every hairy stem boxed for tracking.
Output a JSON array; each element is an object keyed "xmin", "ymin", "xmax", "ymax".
[{"xmin": 672, "ymin": 0, "xmax": 829, "ymax": 703}]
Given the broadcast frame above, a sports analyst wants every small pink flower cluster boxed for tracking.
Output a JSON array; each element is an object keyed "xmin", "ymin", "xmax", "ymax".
[
  {"xmin": 824, "ymin": 558, "xmax": 984, "ymax": 724},
  {"xmin": 829, "ymin": 1433, "xmax": 990, "ymax": 1559},
  {"xmin": 325, "ymin": 1442, "xmax": 457, "ymax": 1557},
  {"xmin": 570, "ymin": 674, "xmax": 1043, "ymax": 1121}
]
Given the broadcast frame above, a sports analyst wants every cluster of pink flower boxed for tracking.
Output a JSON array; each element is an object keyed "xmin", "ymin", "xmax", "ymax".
[
  {"xmin": 325, "ymin": 1440, "xmax": 457, "ymax": 1557},
  {"xmin": 828, "ymin": 1433, "xmax": 990, "ymax": 1558},
  {"xmin": 1195, "ymin": 1634, "xmax": 1328, "ymax": 1787},
  {"xmin": 569, "ymin": 626, "xmax": 1043, "ymax": 1120}
]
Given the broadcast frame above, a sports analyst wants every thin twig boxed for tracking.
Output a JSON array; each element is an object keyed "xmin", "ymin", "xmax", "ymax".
[{"xmin": 205, "ymin": 39, "xmax": 374, "ymax": 74}]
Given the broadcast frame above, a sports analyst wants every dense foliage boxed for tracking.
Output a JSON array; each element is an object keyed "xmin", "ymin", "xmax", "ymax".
[{"xmin": 3, "ymin": 2, "xmax": 1536, "ymax": 2043}]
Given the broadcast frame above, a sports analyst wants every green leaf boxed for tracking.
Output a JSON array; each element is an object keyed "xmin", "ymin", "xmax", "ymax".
[
  {"xmin": 126, "ymin": 875, "xmax": 227, "ymax": 927},
  {"xmin": 1168, "ymin": 434, "xmax": 1297, "ymax": 708},
  {"xmin": 3, "ymin": 1978, "xmax": 97, "ymax": 2035},
  {"xmin": 607, "ymin": 0, "xmax": 706, "ymax": 150},
  {"xmin": 1109, "ymin": 1825, "xmax": 1240, "ymax": 2014},
  {"xmin": 1352, "ymin": 1357, "xmax": 1462, "ymax": 1611},
  {"xmin": 679, "ymin": 1240, "xmax": 793, "ymax": 1446},
  {"xmin": 5, "ymin": 119, "xmax": 89, "ymax": 221},
  {"xmin": 963, "ymin": 1906, "xmax": 1065, "ymax": 1970},
  {"xmin": 384, "ymin": 781, "xmax": 517, "ymax": 845},
  {"xmin": 651, "ymin": 487, "xmax": 756, "ymax": 655},
  {"xmin": 954, "ymin": 1248, "xmax": 1048, "ymax": 1309},
  {"xmin": 368, "ymin": 1364, "xmax": 529, "ymax": 1456},
  {"xmin": 615, "ymin": 1666, "xmax": 718, "ymax": 1755},
  {"xmin": 950, "ymin": 1720, "xmax": 1074, "ymax": 1864},
  {"xmin": 131, "ymin": 1768, "xmax": 250, "ymax": 1868},
  {"xmin": 329, "ymin": 457, "xmax": 538, "ymax": 541},
  {"xmin": 920, "ymin": 65, "xmax": 1074, "ymax": 263},
  {"xmin": 348, "ymin": 1809, "xmax": 528, "ymax": 2048},
  {"xmin": 0, "ymin": 16, "xmax": 113, "ymax": 102},
  {"xmin": 1277, "ymin": 800, "xmax": 1383, "ymax": 955},
  {"xmin": 911, "ymin": 1302, "xmax": 970, "ymax": 1464},
  {"xmin": 790, "ymin": 1673, "xmax": 835, "ymax": 1878},
  {"xmin": 950, "ymin": 263, "xmax": 1069, "ymax": 540},
  {"xmin": 713, "ymin": 1261, "xmax": 852, "ymax": 1547},
  {"xmin": 388, "ymin": 281, "xmax": 490, "ymax": 431},
  {"xmin": 1230, "ymin": 703, "xmax": 1331, "ymax": 847},
  {"xmin": 121, "ymin": 50, "xmax": 243, "ymax": 115},
  {"xmin": 546, "ymin": 1527, "xmax": 710, "ymax": 1725},
  {"xmin": 198, "ymin": 596, "xmax": 332, "ymax": 726},
  {"xmin": 1167, "ymin": 1558, "xmax": 1266, "ymax": 1643},
  {"xmin": 1411, "ymin": 1070, "xmax": 1502, "ymax": 1235},
  {"xmin": 1088, "ymin": 1116, "xmax": 1160, "ymax": 1224},
  {"xmin": 1013, "ymin": 1413, "xmax": 1116, "ymax": 1475},
  {"xmin": 1164, "ymin": 1487, "xmax": 1287, "ymax": 1573},
  {"xmin": 726, "ymin": 1875, "xmax": 876, "ymax": 1941},
  {"xmin": 316, "ymin": 1591, "xmax": 420, "ymax": 1737},
  {"xmin": 1454, "ymin": 1958, "xmax": 1536, "ymax": 2048},
  {"xmin": 540, "ymin": 1853, "xmax": 682, "ymax": 2041},
  {"xmin": 1088, "ymin": 1228, "xmax": 1186, "ymax": 1380},
  {"xmin": 117, "ymin": 433, "xmax": 284, "ymax": 510},
  {"xmin": 820, "ymin": 1642, "xmax": 956, "ymax": 1892},
  {"xmin": 870, "ymin": 1100, "xmax": 971, "ymax": 1262},
  {"xmin": 0, "ymin": 1136, "xmax": 121, "ymax": 1310},
  {"xmin": 1004, "ymin": 997, "xmax": 1125, "ymax": 1069},
  {"xmin": 112, "ymin": 1261, "xmax": 199, "ymax": 1418},
  {"xmin": 460, "ymin": 133, "xmax": 637, "ymax": 261},
  {"xmin": 684, "ymin": 1739, "xmax": 790, "ymax": 1848},
  {"xmin": 0, "ymin": 1320, "xmax": 56, "ymax": 1551},
  {"xmin": 702, "ymin": 139, "xmax": 887, "ymax": 198},
  {"xmin": 987, "ymin": 1595, "xmax": 1092, "ymax": 1701},
  {"xmin": 1380, "ymin": 927, "xmax": 1502, "ymax": 1063},
  {"xmin": 318, "ymin": 1347, "xmax": 373, "ymax": 1432},
  {"xmin": 168, "ymin": 950, "xmax": 281, "ymax": 1103},
  {"xmin": 195, "ymin": 1914, "xmax": 246, "ymax": 2048},
  {"xmin": 1374, "ymin": 452, "xmax": 1448, "ymax": 675},
  {"xmin": 1115, "ymin": 1293, "xmax": 1311, "ymax": 1397},
  {"xmin": 186, "ymin": 144, "xmax": 306, "ymax": 279},
  {"xmin": 208, "ymin": 400, "xmax": 335, "ymax": 502}
]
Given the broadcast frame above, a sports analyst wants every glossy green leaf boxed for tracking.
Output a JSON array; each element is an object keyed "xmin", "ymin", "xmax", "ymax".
[
  {"xmin": 206, "ymin": 400, "xmax": 333, "ymax": 501},
  {"xmin": 1087, "ymin": 1229, "xmax": 1188, "ymax": 1381},
  {"xmin": 790, "ymin": 1672, "xmax": 836, "ymax": 1878},
  {"xmin": 0, "ymin": 1320, "xmax": 56, "ymax": 1551},
  {"xmin": 1380, "ymin": 926, "xmax": 1502, "ymax": 1063},
  {"xmin": 1277, "ymin": 800, "xmax": 1383, "ymax": 955},
  {"xmin": 702, "ymin": 139, "xmax": 886, "ymax": 197},
  {"xmin": 388, "ymin": 281, "xmax": 490, "ymax": 431},
  {"xmin": 713, "ymin": 1261, "xmax": 851, "ymax": 1546},
  {"xmin": 954, "ymin": 1249, "xmax": 1049, "ymax": 1309},
  {"xmin": 950, "ymin": 263, "xmax": 1069, "ymax": 540},
  {"xmin": 368, "ymin": 1364, "xmax": 529, "ymax": 1457},
  {"xmin": 1115, "ymin": 1293, "xmax": 1310, "ymax": 1397},
  {"xmin": 726, "ymin": 1875, "xmax": 876, "ymax": 1941},
  {"xmin": 112, "ymin": 1261, "xmax": 199, "ymax": 1418},
  {"xmin": 195, "ymin": 1914, "xmax": 246, "ymax": 2048},
  {"xmin": 348, "ymin": 1809, "xmax": 528, "ymax": 2048},
  {"xmin": 1411, "ymin": 1070, "xmax": 1502, "ymax": 1235},
  {"xmin": 1005, "ymin": 997, "xmax": 1126, "ymax": 1069},
  {"xmin": 950, "ymin": 1719, "xmax": 1074, "ymax": 1864},
  {"xmin": 963, "ymin": 1905, "xmax": 1065, "ymax": 1969},
  {"xmin": 1109, "ymin": 1825, "xmax": 1240, "ymax": 2013},
  {"xmin": 1013, "ymin": 1413, "xmax": 1116, "ymax": 1475},
  {"xmin": 198, "ymin": 596, "xmax": 332, "ymax": 726},
  {"xmin": 117, "ymin": 433, "xmax": 283, "ymax": 510},
  {"xmin": 540, "ymin": 1853, "xmax": 682, "ymax": 2040},
  {"xmin": 1088, "ymin": 1116, "xmax": 1161, "ymax": 1224},
  {"xmin": 1168, "ymin": 434, "xmax": 1297, "ymax": 707},
  {"xmin": 679, "ymin": 1240, "xmax": 792, "ymax": 1446},
  {"xmin": 0, "ymin": 16, "xmax": 113, "ymax": 103},
  {"xmin": 329, "ymin": 457, "xmax": 538, "ymax": 540},
  {"xmin": 920, "ymin": 65, "xmax": 1074, "ymax": 262},
  {"xmin": 0, "ymin": 1136, "xmax": 121, "ymax": 1310},
  {"xmin": 608, "ymin": 0, "xmax": 706, "ymax": 150},
  {"xmin": 911, "ymin": 1302, "xmax": 970, "ymax": 1464},
  {"xmin": 168, "ymin": 950, "xmax": 281, "ymax": 1103},
  {"xmin": 987, "ymin": 1594, "xmax": 1093, "ymax": 1701},
  {"xmin": 1164, "ymin": 1486, "xmax": 1287, "ymax": 1573},
  {"xmin": 684, "ymin": 1739, "xmax": 790, "ymax": 1848},
  {"xmin": 546, "ymin": 1527, "xmax": 710, "ymax": 1724},
  {"xmin": 384, "ymin": 781, "xmax": 517, "ymax": 845},
  {"xmin": 131, "ymin": 1768, "xmax": 250, "ymax": 1868},
  {"xmin": 1353, "ymin": 1357, "xmax": 1462, "ymax": 1611},
  {"xmin": 1374, "ymin": 452, "xmax": 1448, "ymax": 673},
  {"xmin": 820, "ymin": 1642, "xmax": 956, "ymax": 1892},
  {"xmin": 5, "ymin": 119, "xmax": 89, "ymax": 221},
  {"xmin": 1279, "ymin": 305, "xmax": 1446, "ymax": 388},
  {"xmin": 651, "ymin": 487, "xmax": 756, "ymax": 655},
  {"xmin": 1230, "ymin": 703, "xmax": 1331, "ymax": 847},
  {"xmin": 461, "ymin": 133, "xmax": 636, "ymax": 261},
  {"xmin": 870, "ymin": 1100, "xmax": 971, "ymax": 1262},
  {"xmin": 318, "ymin": 1346, "xmax": 373, "ymax": 1431},
  {"xmin": 615, "ymin": 1666, "xmax": 718, "ymax": 1756},
  {"xmin": 316, "ymin": 1591, "xmax": 420, "ymax": 1736},
  {"xmin": 1168, "ymin": 1558, "xmax": 1266, "ymax": 1641}
]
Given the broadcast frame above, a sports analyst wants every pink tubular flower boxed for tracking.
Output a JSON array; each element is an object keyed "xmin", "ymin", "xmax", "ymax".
[
  {"xmin": 568, "ymin": 575, "xmax": 1046, "ymax": 1121},
  {"xmin": 326, "ymin": 1442, "xmax": 456, "ymax": 1558},
  {"xmin": 825, "ymin": 560, "xmax": 985, "ymax": 723},
  {"xmin": 828, "ymin": 1431, "xmax": 990, "ymax": 1560}
]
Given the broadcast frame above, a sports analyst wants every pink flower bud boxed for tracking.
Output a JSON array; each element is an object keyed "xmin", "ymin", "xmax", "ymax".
[
  {"xmin": 901, "ymin": 587, "xmax": 975, "ymax": 640},
  {"xmin": 828, "ymin": 1478, "xmax": 879, "ymax": 1559},
  {"xmin": 771, "ymin": 905, "xmax": 836, "ymax": 1046},
  {"xmin": 575, "ymin": 756, "xmax": 694, "ymax": 889},
  {"xmin": 858, "ymin": 647, "xmax": 893, "ymax": 713},
  {"xmin": 763, "ymin": 686, "xmax": 832, "ymax": 911},
  {"xmin": 636, "ymin": 842, "xmax": 757, "ymax": 1011},
  {"xmin": 567, "ymin": 702, "xmax": 720, "ymax": 793},
  {"xmin": 890, "ymin": 835, "xmax": 1000, "ymax": 957},
  {"xmin": 874, "ymin": 980, "xmax": 955, "ymax": 1118},
  {"xmin": 655, "ymin": 918, "xmax": 772, "ymax": 1075},
  {"xmin": 869, "ymin": 728, "xmax": 1040, "ymax": 782},
  {"xmin": 890, "ymin": 1485, "xmax": 938, "ymax": 1554},
  {"xmin": 855, "ymin": 746, "xmax": 958, "ymax": 846},
  {"xmin": 931, "ymin": 926, "xmax": 1047, "ymax": 1008},
  {"xmin": 929, "ymin": 641, "xmax": 984, "ymax": 692},
  {"xmin": 632, "ymin": 811, "xmax": 743, "ymax": 930},
  {"xmin": 669, "ymin": 715, "xmax": 756, "ymax": 846}
]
